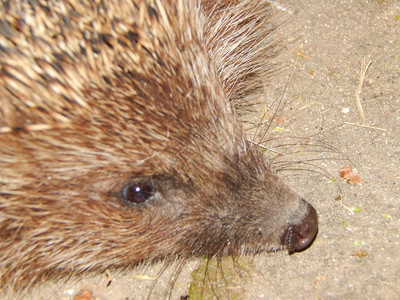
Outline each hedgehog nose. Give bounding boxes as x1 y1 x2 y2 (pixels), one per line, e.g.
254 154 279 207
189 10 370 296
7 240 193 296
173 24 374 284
281 200 318 254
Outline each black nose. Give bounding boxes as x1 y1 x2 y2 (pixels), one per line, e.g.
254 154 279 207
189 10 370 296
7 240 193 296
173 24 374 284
281 200 318 254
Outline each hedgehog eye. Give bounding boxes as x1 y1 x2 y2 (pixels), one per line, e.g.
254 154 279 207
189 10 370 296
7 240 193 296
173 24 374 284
122 183 154 204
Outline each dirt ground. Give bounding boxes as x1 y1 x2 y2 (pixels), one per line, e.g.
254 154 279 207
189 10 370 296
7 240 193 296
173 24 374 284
20 0 399 299
244 0 400 298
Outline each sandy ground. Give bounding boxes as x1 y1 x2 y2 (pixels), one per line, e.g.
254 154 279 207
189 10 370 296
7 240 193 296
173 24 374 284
244 0 400 298
18 0 399 299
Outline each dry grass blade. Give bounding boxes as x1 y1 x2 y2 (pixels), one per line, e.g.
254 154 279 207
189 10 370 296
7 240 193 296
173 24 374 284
355 58 372 123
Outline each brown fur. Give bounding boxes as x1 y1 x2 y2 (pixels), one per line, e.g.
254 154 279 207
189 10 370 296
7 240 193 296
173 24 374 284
0 0 316 292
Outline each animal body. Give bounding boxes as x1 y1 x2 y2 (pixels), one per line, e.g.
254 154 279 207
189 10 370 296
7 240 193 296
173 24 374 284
0 0 318 293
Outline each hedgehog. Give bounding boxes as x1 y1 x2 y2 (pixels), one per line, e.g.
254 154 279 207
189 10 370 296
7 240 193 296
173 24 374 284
0 0 318 293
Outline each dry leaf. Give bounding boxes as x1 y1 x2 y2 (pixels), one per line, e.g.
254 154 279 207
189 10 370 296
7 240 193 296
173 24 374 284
272 115 289 125
74 290 94 300
339 166 363 185
354 250 368 258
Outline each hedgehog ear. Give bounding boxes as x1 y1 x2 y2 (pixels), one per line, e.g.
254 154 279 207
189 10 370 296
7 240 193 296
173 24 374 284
122 181 155 204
